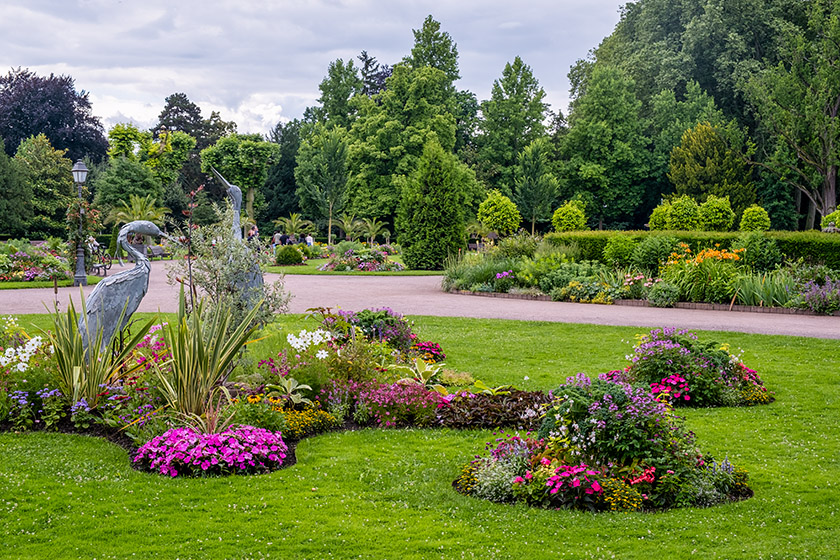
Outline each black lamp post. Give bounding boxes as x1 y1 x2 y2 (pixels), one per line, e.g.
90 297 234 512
72 160 89 287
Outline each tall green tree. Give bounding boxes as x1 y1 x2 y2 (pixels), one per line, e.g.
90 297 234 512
13 134 74 237
746 0 840 218
478 57 548 194
668 122 756 216
294 127 349 245
200 134 279 220
560 65 649 229
345 65 459 222
357 50 391 97
403 15 460 86
397 138 465 270
0 138 32 237
92 157 163 213
317 59 363 128
264 119 304 223
514 138 558 234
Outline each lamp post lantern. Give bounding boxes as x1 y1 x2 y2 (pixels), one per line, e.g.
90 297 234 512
72 160 89 287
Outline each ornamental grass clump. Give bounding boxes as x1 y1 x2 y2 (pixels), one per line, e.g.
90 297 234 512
133 425 288 477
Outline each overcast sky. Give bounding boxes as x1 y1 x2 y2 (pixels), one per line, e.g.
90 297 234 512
0 0 623 135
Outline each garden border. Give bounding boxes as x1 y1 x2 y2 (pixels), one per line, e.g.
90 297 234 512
448 289 840 316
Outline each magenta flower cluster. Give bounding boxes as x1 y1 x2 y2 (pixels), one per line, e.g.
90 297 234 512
134 426 288 477
319 379 445 427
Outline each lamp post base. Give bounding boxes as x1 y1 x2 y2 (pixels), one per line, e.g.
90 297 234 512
73 243 87 287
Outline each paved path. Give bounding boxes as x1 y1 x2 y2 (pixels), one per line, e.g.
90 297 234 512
2 261 838 339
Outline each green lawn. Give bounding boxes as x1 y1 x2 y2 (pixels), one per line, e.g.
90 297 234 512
266 256 441 276
0 276 102 290
2 315 839 559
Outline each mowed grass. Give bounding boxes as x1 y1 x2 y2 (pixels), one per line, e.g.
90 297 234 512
0 276 102 290
1 315 839 559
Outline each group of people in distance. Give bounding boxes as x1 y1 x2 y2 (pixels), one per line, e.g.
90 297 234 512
247 224 313 250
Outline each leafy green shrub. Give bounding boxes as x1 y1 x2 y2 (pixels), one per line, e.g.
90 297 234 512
631 235 678 274
442 252 520 292
731 270 795 307
648 202 671 230
739 205 771 232
228 397 287 433
821 209 840 230
538 261 607 293
665 195 700 230
698 195 735 231
552 201 587 232
647 281 680 307
731 232 783 272
275 245 304 265
515 253 569 288
497 231 539 259
478 189 521 236
335 240 365 254
602 235 637 267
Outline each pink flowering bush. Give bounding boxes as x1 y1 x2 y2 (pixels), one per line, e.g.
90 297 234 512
317 378 445 427
513 459 604 511
133 425 288 477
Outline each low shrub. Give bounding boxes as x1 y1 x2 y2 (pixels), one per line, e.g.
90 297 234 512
275 245 305 265
552 201 587 232
739 205 771 232
538 261 607 293
436 390 550 430
281 406 341 440
646 281 680 307
661 244 743 303
666 196 700 230
698 195 735 231
648 202 671 230
496 231 539 259
133 426 288 477
602 235 637 267
731 232 783 272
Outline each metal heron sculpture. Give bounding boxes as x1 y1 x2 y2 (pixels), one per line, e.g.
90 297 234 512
210 167 265 299
79 220 176 351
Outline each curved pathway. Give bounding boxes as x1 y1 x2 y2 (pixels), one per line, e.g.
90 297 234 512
2 261 838 339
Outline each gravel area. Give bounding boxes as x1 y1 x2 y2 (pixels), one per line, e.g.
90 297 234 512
3 261 838 339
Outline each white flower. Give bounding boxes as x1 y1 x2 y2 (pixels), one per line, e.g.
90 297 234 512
316 349 328 360
15 362 28 372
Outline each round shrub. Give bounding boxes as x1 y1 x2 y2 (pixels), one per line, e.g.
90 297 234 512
698 195 735 231
133 426 288 477
739 205 771 232
630 236 678 274
275 245 304 265
552 201 587 232
497 231 539 259
648 203 671 230
602 235 638 267
478 190 521 236
821 209 840 230
647 282 680 307
665 195 700 230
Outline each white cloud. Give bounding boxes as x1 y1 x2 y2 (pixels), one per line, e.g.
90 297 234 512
0 0 622 134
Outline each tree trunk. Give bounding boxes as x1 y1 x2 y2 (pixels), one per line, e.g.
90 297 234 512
805 198 816 230
825 164 838 215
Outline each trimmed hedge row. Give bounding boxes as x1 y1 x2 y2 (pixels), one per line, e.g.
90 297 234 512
544 230 840 268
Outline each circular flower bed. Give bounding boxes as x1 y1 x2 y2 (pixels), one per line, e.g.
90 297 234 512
133 425 288 477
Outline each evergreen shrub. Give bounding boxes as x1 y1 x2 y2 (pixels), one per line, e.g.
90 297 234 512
698 195 735 231
551 201 587 232
666 195 700 230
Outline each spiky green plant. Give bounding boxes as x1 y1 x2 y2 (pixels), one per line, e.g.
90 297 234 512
45 296 153 407
153 288 263 417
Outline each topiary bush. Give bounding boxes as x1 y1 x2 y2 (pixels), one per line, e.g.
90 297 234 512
665 195 700 230
739 205 771 232
552 201 587 232
275 245 304 265
478 190 521 237
698 195 735 231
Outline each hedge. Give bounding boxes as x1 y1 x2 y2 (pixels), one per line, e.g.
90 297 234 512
544 230 840 268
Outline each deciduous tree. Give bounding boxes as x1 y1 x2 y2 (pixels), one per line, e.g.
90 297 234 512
13 134 73 237
294 127 349 245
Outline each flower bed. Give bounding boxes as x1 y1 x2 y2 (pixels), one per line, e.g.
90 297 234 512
0 240 70 282
318 248 404 272
133 425 288 477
